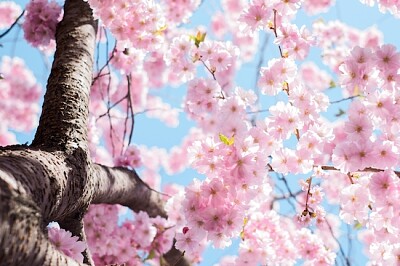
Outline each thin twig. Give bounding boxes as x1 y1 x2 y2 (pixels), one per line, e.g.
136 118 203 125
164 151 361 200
126 75 135 149
304 177 313 213
326 219 351 266
122 75 131 155
330 95 359 104
319 165 400 178
271 9 284 58
92 40 116 85
96 96 127 121
0 10 25 39
246 108 269 114
252 34 270 124
277 174 302 205
199 58 216 80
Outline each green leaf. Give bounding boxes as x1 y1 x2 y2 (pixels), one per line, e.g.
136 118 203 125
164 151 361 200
354 221 363 230
154 24 168 35
240 217 248 241
240 230 245 241
329 80 336 89
353 85 360 96
243 216 249 226
219 133 234 146
335 108 346 117
145 249 156 261
190 31 207 48
160 255 168 266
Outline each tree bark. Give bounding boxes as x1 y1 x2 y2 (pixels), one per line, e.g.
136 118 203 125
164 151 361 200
91 165 167 218
0 0 189 265
32 0 96 152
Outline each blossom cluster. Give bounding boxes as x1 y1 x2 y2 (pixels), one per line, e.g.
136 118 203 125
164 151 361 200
86 0 165 51
237 0 315 60
300 62 333 92
302 0 336 15
210 0 258 62
160 0 201 25
239 0 302 33
114 144 142 168
165 36 239 88
275 23 314 60
110 47 146 75
336 170 400 265
339 45 400 95
332 45 400 172
360 0 400 17
178 135 340 264
236 210 337 265
22 0 63 53
84 204 174 265
0 56 41 141
0 1 21 29
175 134 270 252
313 20 383 72
258 58 297 95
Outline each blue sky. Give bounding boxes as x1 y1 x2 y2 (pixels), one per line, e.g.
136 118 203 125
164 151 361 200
2 0 400 265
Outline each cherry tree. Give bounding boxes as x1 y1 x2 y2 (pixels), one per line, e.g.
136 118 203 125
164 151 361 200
1 0 400 265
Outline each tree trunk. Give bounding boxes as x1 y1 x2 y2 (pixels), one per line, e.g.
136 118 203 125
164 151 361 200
0 0 189 265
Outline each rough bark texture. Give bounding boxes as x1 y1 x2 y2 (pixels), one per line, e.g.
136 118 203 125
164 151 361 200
0 147 83 266
0 0 189 265
32 0 95 151
91 165 167 218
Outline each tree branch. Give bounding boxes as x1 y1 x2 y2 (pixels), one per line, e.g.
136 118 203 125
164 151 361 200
0 10 25 39
0 146 92 222
91 164 167 218
0 148 86 266
320 165 400 178
164 240 190 266
32 0 97 151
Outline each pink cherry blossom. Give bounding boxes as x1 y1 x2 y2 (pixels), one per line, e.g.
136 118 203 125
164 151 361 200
302 0 336 15
22 0 63 51
0 1 21 29
239 0 272 33
175 227 206 254
48 224 86 263
374 44 400 71
0 56 41 132
300 62 332 91
340 180 371 224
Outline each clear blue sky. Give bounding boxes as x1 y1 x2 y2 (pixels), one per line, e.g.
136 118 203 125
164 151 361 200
2 0 400 265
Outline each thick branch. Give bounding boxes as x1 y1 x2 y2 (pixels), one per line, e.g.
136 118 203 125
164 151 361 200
164 241 191 266
32 0 97 151
0 149 86 266
91 164 167 218
0 146 92 224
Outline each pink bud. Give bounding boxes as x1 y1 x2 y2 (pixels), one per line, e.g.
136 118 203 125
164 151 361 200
182 227 189 234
